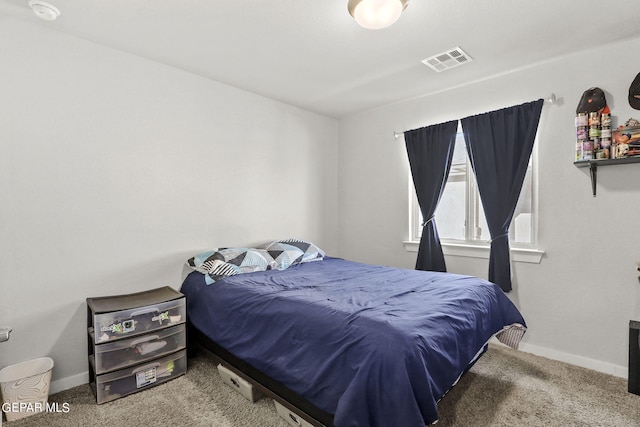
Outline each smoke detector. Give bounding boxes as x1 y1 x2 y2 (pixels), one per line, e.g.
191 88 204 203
422 47 473 72
28 1 61 21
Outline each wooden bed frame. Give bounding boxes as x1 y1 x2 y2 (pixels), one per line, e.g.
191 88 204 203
188 323 334 427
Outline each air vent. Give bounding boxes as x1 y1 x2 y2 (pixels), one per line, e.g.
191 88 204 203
421 47 473 72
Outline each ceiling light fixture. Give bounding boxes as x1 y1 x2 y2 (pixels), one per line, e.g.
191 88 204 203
348 0 409 30
28 0 61 21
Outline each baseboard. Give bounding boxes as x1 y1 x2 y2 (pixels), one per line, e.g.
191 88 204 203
506 340 628 379
50 371 88 395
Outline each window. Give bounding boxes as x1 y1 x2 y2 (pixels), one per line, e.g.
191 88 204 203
407 129 543 263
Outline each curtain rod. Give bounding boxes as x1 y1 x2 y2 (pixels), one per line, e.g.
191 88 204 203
393 93 557 139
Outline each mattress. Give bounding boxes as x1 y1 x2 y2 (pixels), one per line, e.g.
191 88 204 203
180 257 526 426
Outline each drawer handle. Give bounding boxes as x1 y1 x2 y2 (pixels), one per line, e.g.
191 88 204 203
288 413 301 425
130 307 160 317
132 362 161 374
129 335 160 346
135 340 167 356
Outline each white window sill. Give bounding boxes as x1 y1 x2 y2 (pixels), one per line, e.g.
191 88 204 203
402 240 544 264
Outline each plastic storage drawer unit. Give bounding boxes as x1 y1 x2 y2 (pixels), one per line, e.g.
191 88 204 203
91 323 186 374
87 286 187 404
92 349 187 404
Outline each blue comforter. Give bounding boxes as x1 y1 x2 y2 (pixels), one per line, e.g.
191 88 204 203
181 257 526 426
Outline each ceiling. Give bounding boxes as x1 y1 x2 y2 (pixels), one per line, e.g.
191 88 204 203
1 0 640 118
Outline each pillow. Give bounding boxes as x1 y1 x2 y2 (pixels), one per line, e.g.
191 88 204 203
187 249 218 273
262 239 325 270
187 247 276 283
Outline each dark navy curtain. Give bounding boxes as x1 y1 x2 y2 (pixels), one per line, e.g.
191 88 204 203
405 120 458 272
460 99 543 292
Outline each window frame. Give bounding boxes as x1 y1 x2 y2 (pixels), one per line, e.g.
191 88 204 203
405 132 544 264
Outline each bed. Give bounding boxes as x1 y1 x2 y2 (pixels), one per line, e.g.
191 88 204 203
180 244 526 427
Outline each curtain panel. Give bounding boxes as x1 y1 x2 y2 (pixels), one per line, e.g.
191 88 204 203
460 99 544 292
405 120 458 272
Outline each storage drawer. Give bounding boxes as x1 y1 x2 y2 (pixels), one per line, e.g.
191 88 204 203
274 401 314 427
92 349 186 404
217 364 263 402
91 298 185 343
91 324 186 374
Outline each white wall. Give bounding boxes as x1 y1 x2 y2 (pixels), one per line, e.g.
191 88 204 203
0 17 338 391
338 36 640 376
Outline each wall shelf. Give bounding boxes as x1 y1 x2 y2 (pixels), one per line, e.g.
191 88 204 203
574 156 640 197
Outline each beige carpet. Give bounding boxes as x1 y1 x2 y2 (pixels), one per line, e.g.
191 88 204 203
5 344 640 426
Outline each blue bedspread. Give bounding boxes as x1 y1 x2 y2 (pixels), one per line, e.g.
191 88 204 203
181 257 526 426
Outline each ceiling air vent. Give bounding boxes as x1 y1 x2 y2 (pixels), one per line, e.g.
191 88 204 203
421 47 473 72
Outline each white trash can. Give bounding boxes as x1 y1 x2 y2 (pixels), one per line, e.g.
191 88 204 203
0 357 54 421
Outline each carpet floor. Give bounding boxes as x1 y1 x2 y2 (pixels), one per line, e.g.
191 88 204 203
5 344 640 426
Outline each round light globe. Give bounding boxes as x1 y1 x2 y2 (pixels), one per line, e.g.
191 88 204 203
352 0 404 30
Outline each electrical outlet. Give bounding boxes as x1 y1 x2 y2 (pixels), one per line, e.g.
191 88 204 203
0 327 11 343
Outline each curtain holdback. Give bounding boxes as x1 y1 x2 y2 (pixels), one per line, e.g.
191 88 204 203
421 216 435 227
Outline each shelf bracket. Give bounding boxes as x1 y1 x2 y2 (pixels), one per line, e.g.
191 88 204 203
589 162 597 197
